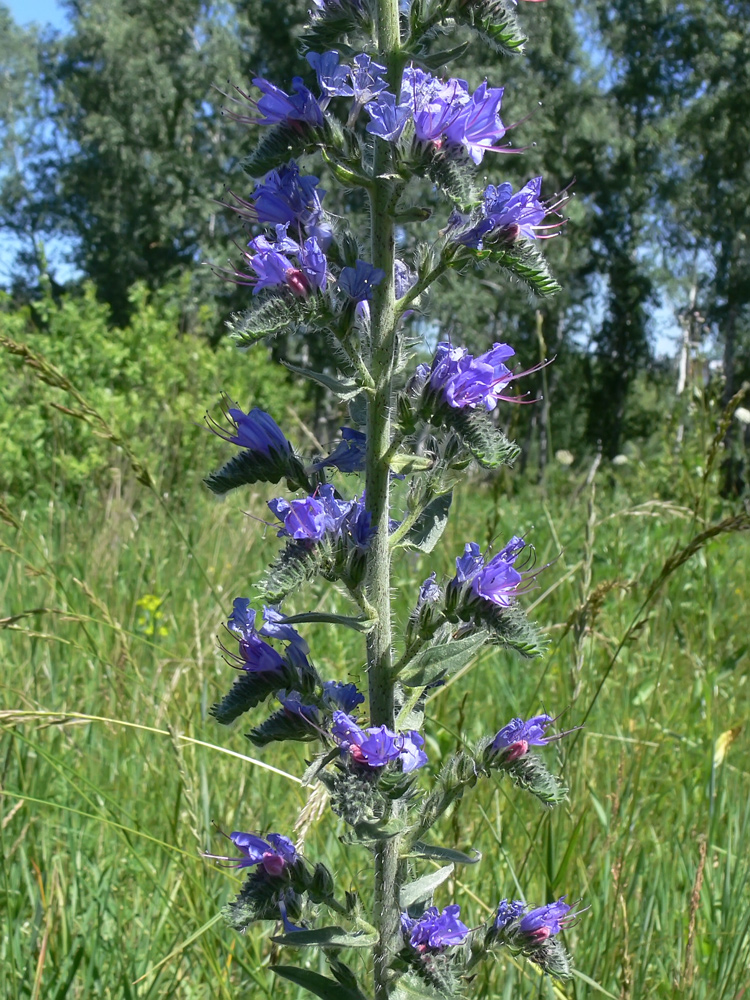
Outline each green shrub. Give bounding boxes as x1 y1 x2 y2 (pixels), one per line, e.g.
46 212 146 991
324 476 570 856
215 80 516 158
0 279 307 500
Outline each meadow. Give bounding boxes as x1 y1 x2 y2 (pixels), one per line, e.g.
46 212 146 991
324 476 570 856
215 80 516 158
1 364 749 1000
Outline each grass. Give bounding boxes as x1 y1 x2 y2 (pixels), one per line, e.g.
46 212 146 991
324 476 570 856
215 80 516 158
1 448 749 999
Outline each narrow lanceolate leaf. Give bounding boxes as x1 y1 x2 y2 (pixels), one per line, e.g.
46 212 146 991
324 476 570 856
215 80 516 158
399 864 454 909
210 669 292 726
204 450 309 496
279 611 375 633
447 408 520 469
271 922 378 949
407 842 482 866
281 361 362 401
400 626 488 687
401 491 453 554
272 965 368 1000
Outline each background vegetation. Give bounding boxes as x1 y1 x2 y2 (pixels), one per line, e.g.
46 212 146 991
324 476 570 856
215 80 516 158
1 0 749 997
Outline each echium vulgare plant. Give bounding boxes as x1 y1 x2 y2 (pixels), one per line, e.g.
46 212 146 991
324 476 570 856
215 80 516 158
204 0 583 997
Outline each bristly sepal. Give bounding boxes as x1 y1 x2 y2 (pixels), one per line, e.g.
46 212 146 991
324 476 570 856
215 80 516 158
300 0 376 55
443 406 520 469
259 540 330 605
247 707 320 747
495 751 568 805
450 237 561 299
242 123 319 178
210 666 297 726
226 293 325 347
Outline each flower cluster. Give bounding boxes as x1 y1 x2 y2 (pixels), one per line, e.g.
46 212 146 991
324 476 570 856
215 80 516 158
449 536 530 608
205 830 298 876
331 711 428 771
367 65 517 163
224 160 332 250
451 177 565 249
268 484 373 547
401 905 470 952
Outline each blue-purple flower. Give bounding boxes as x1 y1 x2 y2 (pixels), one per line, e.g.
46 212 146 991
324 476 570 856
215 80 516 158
224 161 332 249
331 711 428 771
227 598 308 672
417 572 441 609
277 689 320 723
236 225 327 297
312 427 367 473
453 177 566 249
268 485 374 549
401 905 470 952
349 53 389 105
365 92 411 141
206 404 292 459
322 680 365 714
518 898 577 944
449 537 530 608
205 830 298 876
427 341 530 411
223 77 324 129
443 81 507 164
306 50 354 99
339 260 386 301
495 898 527 932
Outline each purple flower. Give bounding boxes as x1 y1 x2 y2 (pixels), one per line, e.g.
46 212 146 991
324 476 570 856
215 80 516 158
399 730 428 772
277 689 320 723
312 427 367 473
224 161 331 249
454 542 484 584
225 598 308 674
268 494 332 541
206 405 292 459
223 77 323 130
331 712 428 771
401 905 470 952
519 898 576 944
350 53 388 104
491 713 554 760
417 572 441 609
455 177 565 250
339 260 386 301
259 605 310 653
495 898 527 932
424 341 549 412
306 50 354 99
444 81 506 164
239 226 327 297
400 67 469 143
205 830 297 876
365 92 411 141
322 681 365 714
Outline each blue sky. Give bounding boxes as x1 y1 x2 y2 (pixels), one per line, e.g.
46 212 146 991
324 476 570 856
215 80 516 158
7 0 69 30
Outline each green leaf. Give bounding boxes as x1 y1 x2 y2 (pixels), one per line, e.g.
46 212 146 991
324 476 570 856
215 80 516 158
281 361 362 401
209 667 295 726
271 922 378 949
227 294 313 346
388 454 434 475
272 965 367 1000
392 970 455 1000
280 611 375 633
399 864 454 909
401 491 453 554
407 842 481 866
415 41 471 71
400 627 488 687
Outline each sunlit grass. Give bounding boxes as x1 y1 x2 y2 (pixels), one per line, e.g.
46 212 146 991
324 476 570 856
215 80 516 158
1 462 749 998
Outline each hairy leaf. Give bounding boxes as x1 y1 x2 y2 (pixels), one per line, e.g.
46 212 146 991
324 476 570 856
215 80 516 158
401 491 453 554
407 842 482 865
281 361 362 401
272 965 367 1000
271 922 378 949
210 669 292 726
399 864 454 910
400 626 488 687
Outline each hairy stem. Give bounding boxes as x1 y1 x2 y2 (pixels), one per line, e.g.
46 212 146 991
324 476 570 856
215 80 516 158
366 2 402 996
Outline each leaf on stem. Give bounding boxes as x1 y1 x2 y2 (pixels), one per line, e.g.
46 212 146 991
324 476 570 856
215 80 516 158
281 361 363 401
400 491 453 554
271 921 378 949
272 965 368 1000
399 864 454 909
399 626 488 687
407 842 482 866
